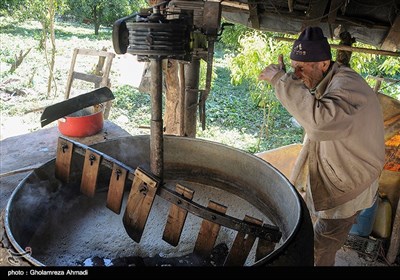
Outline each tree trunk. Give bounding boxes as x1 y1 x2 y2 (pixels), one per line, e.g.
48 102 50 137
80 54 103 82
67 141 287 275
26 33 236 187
93 6 99 35
40 0 57 97
95 23 100 35
164 60 185 135
47 0 57 97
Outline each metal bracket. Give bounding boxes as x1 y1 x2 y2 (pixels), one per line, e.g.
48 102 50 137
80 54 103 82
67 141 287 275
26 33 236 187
55 136 282 243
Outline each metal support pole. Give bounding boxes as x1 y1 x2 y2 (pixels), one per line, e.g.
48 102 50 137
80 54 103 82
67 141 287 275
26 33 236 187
150 58 163 179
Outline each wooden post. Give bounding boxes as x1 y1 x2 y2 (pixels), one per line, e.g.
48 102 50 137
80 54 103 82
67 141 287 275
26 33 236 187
164 59 185 136
336 31 355 67
184 58 200 138
387 197 400 264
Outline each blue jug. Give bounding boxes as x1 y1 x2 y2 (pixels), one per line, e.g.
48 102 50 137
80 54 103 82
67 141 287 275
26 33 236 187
349 198 379 237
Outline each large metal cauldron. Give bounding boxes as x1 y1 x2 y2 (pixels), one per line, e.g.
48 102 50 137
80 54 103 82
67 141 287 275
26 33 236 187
5 135 313 266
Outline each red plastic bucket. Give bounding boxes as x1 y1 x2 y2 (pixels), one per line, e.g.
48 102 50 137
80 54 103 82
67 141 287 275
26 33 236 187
58 107 104 137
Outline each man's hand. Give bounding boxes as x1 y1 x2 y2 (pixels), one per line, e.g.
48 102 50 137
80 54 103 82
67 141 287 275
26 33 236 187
258 54 286 84
278 54 286 72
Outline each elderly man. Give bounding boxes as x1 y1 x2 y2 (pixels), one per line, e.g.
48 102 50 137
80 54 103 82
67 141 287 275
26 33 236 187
259 26 385 266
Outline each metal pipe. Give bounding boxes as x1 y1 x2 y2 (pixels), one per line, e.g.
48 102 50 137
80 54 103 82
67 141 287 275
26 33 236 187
150 58 163 179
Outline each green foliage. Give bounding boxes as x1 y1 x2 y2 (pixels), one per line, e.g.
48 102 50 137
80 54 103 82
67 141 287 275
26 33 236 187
216 26 399 151
226 27 399 100
3 0 67 23
223 29 296 144
198 59 304 153
0 0 24 16
199 58 217 92
228 30 291 102
333 41 400 99
131 0 149 10
108 84 152 134
378 57 400 76
218 20 247 51
113 84 151 113
64 0 147 34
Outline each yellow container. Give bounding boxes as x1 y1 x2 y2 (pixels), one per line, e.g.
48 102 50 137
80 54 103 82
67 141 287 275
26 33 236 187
372 194 392 239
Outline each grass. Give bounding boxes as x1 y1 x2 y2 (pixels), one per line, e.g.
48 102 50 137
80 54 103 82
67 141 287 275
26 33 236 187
0 17 303 152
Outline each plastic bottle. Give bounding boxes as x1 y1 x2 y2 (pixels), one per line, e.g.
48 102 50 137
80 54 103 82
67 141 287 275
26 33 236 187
349 198 379 237
372 193 392 239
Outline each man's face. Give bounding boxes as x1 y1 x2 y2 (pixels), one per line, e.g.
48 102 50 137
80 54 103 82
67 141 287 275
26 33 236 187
290 60 329 89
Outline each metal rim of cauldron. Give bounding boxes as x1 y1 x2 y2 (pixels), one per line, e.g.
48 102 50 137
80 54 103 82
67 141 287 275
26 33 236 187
5 173 46 266
4 135 313 266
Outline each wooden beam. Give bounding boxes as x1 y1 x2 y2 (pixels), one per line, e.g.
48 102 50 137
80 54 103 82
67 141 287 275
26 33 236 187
248 0 260 29
274 37 400 57
288 0 294 13
368 75 399 84
328 0 345 24
221 1 249 11
381 15 400 52
302 0 330 28
387 197 400 264
336 31 355 67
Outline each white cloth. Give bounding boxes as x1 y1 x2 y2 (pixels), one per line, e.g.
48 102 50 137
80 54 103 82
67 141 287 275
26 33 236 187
306 176 379 219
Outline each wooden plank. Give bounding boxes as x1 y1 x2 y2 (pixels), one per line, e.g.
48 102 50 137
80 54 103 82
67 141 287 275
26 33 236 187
384 115 400 141
63 48 115 119
224 215 263 266
100 51 114 120
221 1 249 11
77 48 116 59
384 113 400 128
381 16 400 52
80 148 101 197
72 72 103 84
54 138 74 183
387 196 400 264
328 0 345 24
248 0 259 29
106 163 128 214
122 168 159 243
64 48 78 99
164 59 183 136
193 200 227 257
288 0 294 12
162 184 194 246
301 0 330 28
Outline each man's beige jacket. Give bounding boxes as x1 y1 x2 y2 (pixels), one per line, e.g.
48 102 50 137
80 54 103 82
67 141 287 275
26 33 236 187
271 62 385 211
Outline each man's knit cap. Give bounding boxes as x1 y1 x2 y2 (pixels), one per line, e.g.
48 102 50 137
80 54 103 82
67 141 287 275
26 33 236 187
290 26 332 62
